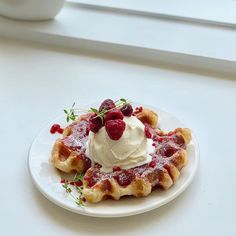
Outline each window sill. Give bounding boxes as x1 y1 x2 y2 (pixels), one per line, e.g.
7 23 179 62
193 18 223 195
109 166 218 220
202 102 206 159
0 2 236 76
72 0 236 27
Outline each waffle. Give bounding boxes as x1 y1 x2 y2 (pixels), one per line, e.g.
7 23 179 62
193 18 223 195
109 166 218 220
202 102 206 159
135 108 158 128
51 116 91 173
83 128 191 203
51 106 191 203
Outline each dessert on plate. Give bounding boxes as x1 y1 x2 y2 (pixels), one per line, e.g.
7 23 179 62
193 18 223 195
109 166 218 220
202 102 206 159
51 99 192 204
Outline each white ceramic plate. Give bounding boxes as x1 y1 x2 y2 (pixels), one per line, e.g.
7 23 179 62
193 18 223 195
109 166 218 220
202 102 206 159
28 105 199 218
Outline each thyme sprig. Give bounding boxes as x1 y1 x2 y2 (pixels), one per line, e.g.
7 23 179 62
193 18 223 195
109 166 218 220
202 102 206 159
88 98 130 120
74 172 83 182
64 102 77 122
61 172 85 207
62 182 72 193
64 98 130 123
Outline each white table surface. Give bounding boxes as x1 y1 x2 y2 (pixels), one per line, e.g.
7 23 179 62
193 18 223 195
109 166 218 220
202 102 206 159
0 38 235 236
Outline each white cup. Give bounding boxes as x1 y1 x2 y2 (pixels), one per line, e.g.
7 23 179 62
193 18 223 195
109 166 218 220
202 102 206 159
0 0 65 20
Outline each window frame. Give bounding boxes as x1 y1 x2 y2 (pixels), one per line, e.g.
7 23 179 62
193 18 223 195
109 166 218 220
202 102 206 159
69 0 236 27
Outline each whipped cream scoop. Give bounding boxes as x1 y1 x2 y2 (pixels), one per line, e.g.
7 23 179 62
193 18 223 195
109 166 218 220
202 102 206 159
87 116 154 172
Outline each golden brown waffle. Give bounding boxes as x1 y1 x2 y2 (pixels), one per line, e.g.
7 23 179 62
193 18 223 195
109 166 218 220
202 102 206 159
51 118 91 173
135 108 158 128
51 107 191 204
83 128 191 203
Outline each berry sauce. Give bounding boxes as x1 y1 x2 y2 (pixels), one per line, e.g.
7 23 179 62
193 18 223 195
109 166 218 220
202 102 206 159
60 117 186 189
61 119 91 170
62 120 89 152
83 128 186 188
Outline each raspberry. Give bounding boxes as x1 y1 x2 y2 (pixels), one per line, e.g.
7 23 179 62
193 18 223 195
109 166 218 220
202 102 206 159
89 113 103 133
86 126 90 135
149 160 156 168
134 106 143 113
157 137 163 142
113 170 135 186
159 144 178 157
105 119 126 140
120 104 133 117
84 171 100 187
75 180 83 187
50 124 61 134
99 99 115 112
113 166 121 172
144 125 152 139
105 109 123 122
57 128 64 134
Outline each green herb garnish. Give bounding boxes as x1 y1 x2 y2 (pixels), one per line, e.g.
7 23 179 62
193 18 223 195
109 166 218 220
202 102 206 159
61 173 84 207
64 98 130 123
64 102 77 122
